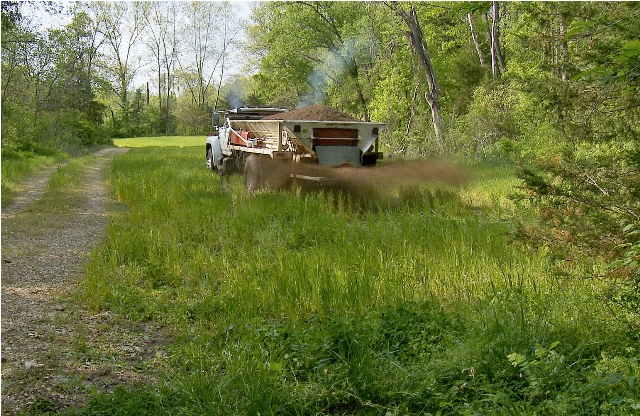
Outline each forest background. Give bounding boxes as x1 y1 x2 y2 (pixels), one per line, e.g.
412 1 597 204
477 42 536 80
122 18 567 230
3 2 640 413
2 1 639 319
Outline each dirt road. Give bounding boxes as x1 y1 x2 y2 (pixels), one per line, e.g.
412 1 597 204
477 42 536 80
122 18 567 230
1 148 169 415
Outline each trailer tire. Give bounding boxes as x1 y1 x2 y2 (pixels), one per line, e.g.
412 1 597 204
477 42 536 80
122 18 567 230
243 154 262 191
243 154 292 192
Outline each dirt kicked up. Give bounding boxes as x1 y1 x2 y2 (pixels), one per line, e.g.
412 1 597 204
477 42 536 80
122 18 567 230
245 105 469 196
243 155 469 200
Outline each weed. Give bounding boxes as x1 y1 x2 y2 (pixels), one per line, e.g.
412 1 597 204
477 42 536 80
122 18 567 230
1 150 67 207
74 147 640 414
64 385 169 416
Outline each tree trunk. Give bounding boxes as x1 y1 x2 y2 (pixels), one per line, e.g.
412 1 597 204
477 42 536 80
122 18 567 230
490 2 501 81
347 60 369 121
493 2 506 69
468 12 485 67
392 2 444 151
486 2 507 86
559 20 569 82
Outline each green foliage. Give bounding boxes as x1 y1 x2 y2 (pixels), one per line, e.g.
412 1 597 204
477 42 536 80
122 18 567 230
1 5 110 153
510 2 640 320
1 1 22 31
174 96 210 136
71 147 640 414
1 148 67 208
247 1 376 117
64 385 169 416
5 1 637 163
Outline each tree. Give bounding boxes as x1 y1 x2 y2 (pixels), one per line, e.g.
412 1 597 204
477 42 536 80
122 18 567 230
467 8 485 67
1 1 22 32
143 1 179 134
45 10 107 146
516 2 640 284
1 2 110 150
247 2 314 108
1 7 42 150
488 1 506 81
247 1 375 118
390 2 444 151
179 2 231 109
88 1 146 125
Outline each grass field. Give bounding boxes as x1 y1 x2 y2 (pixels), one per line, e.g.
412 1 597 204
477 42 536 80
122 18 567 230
1 136 201 207
113 136 205 148
21 146 640 414
1 150 68 208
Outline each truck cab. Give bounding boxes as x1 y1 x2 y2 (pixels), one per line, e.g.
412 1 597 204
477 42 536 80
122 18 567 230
206 108 287 173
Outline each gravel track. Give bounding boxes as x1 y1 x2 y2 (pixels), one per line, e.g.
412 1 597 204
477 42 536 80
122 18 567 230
1 147 169 415
1 163 68 219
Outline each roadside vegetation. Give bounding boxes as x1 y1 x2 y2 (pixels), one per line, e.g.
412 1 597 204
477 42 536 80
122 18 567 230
112 136 204 148
3 1 638 414
1 146 66 208
1 137 197 209
59 146 638 415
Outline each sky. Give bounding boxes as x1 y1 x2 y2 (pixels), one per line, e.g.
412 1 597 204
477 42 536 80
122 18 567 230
22 1 258 90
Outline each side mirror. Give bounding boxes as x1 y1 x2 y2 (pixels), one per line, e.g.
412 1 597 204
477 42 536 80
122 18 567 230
212 113 220 127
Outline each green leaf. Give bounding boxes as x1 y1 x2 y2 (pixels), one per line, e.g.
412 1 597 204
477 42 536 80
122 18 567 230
507 352 526 366
622 39 640 52
571 66 609 81
565 21 595 40
618 40 640 64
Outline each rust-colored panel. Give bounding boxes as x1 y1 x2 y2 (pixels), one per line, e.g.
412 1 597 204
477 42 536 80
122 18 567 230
312 138 358 147
230 130 251 146
312 128 358 139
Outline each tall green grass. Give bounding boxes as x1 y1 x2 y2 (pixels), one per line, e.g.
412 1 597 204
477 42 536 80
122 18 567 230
1 149 67 208
76 147 640 415
32 155 96 213
112 136 204 148
82 149 535 322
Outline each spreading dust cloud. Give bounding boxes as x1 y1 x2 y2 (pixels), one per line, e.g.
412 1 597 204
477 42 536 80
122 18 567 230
292 159 469 198
249 157 469 204
256 105 469 200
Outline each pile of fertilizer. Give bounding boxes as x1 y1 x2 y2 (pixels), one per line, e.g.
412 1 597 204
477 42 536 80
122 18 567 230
261 105 362 122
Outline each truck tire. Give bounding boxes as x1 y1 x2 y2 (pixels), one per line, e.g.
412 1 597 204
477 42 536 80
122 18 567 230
208 135 224 172
206 148 215 171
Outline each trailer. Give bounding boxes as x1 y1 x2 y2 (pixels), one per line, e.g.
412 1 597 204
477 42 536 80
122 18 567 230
206 105 385 191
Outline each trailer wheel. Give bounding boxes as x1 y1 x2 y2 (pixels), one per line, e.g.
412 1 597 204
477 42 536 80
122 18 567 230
243 154 292 192
243 154 262 191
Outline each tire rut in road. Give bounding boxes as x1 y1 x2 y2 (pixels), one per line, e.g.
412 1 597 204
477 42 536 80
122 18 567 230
1 147 168 415
1 162 68 219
